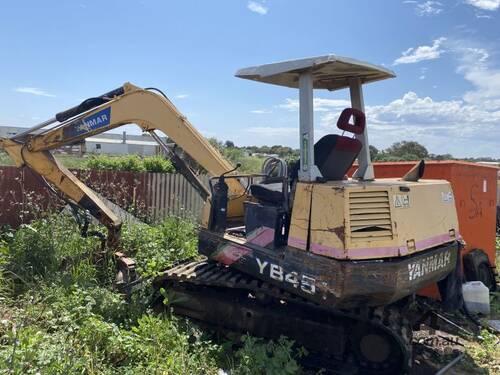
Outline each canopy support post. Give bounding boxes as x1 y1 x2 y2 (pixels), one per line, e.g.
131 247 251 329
349 77 374 181
298 71 322 182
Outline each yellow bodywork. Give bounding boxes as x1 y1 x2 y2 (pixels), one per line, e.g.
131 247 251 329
0 83 248 238
288 178 459 260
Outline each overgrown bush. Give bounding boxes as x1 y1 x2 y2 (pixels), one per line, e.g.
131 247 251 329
121 216 198 278
84 154 175 173
5 215 101 291
0 215 303 374
231 335 305 375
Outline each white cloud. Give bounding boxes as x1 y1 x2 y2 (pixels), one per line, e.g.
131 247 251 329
257 40 500 157
416 1 443 15
454 45 500 108
393 37 446 65
278 98 351 112
176 94 189 99
316 91 500 157
419 67 428 79
250 109 272 114
14 87 55 97
247 1 268 15
465 0 500 11
245 127 296 136
273 41 500 157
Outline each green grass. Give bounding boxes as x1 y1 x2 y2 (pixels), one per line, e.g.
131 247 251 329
0 214 302 374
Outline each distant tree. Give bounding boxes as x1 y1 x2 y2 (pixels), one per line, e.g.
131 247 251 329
385 141 428 160
369 145 379 160
208 137 224 152
429 153 454 161
225 140 235 148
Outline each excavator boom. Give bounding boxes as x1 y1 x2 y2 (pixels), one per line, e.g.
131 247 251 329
0 83 247 243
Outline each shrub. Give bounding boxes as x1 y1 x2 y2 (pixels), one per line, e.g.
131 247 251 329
6 215 100 290
142 155 176 173
121 217 198 278
0 214 303 375
231 335 304 375
84 154 175 173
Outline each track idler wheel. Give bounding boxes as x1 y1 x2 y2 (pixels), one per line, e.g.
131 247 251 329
350 307 412 375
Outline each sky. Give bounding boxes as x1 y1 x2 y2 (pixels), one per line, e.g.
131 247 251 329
0 0 499 158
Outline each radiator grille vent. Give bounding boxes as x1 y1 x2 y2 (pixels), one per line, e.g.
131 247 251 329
349 190 393 241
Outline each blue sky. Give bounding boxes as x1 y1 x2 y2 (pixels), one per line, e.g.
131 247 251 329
1 0 499 157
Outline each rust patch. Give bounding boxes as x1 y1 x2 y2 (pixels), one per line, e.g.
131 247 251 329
330 225 346 244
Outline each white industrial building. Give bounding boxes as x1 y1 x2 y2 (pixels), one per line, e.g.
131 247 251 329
0 126 163 156
85 132 161 156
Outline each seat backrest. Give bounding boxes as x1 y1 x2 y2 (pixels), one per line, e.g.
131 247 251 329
288 108 366 182
250 183 284 205
313 108 366 180
314 134 362 180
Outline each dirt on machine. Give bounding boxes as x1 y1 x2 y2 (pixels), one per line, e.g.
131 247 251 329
0 55 479 374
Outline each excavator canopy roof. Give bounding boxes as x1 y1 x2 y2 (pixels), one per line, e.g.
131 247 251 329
235 54 395 91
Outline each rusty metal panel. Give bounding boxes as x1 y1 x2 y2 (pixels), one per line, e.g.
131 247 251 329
0 166 208 227
0 166 54 228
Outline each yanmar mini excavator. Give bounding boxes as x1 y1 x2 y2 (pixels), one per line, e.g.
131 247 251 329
0 55 463 374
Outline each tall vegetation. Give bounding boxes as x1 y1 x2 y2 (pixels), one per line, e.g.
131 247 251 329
84 154 175 173
0 212 304 374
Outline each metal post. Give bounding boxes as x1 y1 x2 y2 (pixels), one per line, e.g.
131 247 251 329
349 77 374 180
298 71 322 182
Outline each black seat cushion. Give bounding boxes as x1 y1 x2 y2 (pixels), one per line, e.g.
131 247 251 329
314 134 362 180
250 184 284 205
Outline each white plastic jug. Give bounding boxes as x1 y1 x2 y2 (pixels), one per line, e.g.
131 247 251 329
462 281 490 315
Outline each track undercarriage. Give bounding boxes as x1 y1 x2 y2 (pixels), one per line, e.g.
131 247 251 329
154 260 413 374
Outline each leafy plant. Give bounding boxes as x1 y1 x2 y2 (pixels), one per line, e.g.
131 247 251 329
231 335 305 375
0 213 304 375
84 154 175 173
121 216 198 278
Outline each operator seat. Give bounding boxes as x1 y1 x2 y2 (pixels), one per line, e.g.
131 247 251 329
250 183 284 205
314 108 365 180
250 108 366 203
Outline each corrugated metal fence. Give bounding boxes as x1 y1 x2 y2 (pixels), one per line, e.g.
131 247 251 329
146 172 208 221
0 166 208 227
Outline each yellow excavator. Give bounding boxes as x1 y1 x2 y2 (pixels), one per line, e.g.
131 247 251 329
0 55 464 374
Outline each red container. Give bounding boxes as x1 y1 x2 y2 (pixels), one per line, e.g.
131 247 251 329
349 161 498 298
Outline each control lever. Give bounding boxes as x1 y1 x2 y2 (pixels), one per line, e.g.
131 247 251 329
211 163 241 233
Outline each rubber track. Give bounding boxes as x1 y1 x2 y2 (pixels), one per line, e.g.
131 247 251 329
156 259 413 374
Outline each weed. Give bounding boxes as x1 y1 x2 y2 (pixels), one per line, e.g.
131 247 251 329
121 216 198 278
231 335 305 375
0 214 304 374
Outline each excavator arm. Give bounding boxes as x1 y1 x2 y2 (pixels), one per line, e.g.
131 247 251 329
0 83 247 246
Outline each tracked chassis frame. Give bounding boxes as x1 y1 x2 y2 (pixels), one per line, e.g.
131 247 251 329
153 236 460 374
155 260 413 374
